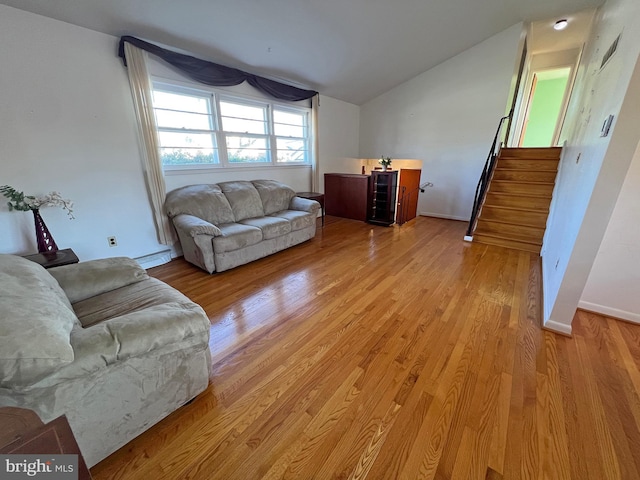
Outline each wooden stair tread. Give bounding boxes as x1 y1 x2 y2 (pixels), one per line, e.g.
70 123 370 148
476 218 546 235
495 168 557 172
482 204 549 213
476 217 546 228
499 147 562 159
486 192 552 199
487 192 551 203
474 230 542 246
498 156 561 161
501 147 562 151
491 179 555 186
473 234 542 253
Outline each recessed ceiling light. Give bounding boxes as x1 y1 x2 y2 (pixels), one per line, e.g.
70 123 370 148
554 19 568 31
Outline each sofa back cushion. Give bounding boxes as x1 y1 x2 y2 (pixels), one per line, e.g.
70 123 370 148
165 184 235 226
49 257 149 304
0 255 77 387
218 181 265 222
252 180 296 216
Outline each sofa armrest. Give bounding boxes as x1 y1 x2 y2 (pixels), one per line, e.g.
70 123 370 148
290 196 320 214
173 214 222 237
49 257 148 304
38 301 210 386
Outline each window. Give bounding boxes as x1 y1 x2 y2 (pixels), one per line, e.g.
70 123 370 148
152 88 218 166
151 82 311 169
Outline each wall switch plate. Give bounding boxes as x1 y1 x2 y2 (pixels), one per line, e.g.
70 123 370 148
600 114 614 137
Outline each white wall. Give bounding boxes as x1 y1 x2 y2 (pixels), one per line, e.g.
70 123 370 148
579 140 640 323
0 5 166 262
358 23 523 221
542 0 640 334
316 95 361 191
0 5 360 263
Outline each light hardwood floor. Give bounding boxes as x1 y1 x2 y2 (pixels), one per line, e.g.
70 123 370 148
91 216 640 480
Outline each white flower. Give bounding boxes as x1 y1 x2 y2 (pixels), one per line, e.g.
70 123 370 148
31 191 75 219
1 185 75 218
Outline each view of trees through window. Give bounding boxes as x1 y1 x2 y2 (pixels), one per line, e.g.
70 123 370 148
151 84 310 168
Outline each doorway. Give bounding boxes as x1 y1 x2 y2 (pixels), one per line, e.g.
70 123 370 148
519 67 572 147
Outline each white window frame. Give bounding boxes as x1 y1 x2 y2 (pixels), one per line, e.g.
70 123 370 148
151 79 312 172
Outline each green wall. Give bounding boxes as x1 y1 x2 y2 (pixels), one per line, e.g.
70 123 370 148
522 74 569 147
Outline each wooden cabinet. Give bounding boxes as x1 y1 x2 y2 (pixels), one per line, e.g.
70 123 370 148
0 407 92 479
324 173 371 221
368 171 398 226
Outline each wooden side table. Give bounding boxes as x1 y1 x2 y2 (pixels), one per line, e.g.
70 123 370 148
296 192 325 226
0 407 92 479
22 248 79 269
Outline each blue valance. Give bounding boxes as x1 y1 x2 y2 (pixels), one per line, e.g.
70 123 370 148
118 36 318 102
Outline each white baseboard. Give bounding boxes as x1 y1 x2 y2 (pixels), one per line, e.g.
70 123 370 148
135 249 173 269
578 301 640 324
543 319 573 336
419 212 469 222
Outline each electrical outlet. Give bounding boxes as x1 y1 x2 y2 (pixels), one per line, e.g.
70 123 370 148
108 236 117 247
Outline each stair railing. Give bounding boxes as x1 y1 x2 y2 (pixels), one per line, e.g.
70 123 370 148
465 112 512 238
397 182 433 226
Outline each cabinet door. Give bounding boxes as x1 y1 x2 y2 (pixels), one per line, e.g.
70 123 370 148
324 174 370 221
397 169 422 224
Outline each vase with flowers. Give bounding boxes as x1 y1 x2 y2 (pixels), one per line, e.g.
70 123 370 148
1 185 74 254
379 156 392 171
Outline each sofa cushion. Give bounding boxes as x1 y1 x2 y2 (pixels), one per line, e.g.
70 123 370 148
270 210 316 231
0 255 77 387
239 216 292 240
213 223 263 253
252 180 296 216
50 257 148 304
73 277 193 328
165 184 235 225
218 181 265 222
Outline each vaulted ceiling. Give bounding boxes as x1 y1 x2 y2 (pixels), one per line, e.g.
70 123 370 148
0 0 604 104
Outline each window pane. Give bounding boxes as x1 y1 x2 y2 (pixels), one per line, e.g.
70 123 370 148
274 123 305 137
277 138 307 162
158 131 214 149
221 117 266 134
220 101 265 121
226 135 269 163
274 110 306 137
155 110 212 130
153 90 210 114
274 110 305 126
160 148 217 165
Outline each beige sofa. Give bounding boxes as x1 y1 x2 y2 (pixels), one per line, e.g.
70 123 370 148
0 254 211 467
165 180 320 273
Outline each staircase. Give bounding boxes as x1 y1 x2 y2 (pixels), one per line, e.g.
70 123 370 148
472 147 561 254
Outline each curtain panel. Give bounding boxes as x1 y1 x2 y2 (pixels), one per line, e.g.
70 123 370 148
119 36 318 102
122 42 176 246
